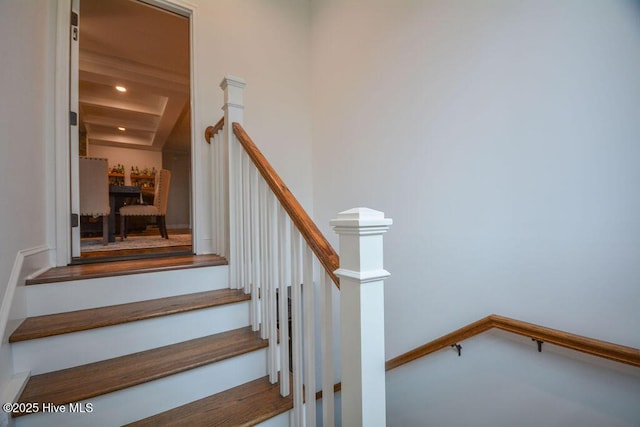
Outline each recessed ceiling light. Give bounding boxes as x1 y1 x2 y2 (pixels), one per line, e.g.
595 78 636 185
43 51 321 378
118 127 126 131
115 85 127 93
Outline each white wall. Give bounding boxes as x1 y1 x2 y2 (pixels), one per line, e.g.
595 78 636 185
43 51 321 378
310 0 640 424
0 0 54 394
387 331 640 426
190 0 314 252
89 145 162 185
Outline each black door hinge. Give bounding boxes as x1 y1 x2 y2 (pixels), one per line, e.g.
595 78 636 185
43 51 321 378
71 12 79 41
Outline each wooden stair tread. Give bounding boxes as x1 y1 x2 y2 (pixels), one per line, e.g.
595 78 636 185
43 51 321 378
26 254 227 285
16 327 267 412
10 289 249 342
125 376 293 427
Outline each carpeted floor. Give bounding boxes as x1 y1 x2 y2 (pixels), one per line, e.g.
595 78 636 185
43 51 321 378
81 233 192 253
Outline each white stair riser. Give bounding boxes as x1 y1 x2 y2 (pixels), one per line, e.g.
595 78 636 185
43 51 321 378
13 301 249 375
256 410 292 427
22 265 229 316
14 348 268 427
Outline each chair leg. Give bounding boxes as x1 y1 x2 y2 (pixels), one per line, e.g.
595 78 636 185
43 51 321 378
156 216 163 238
120 215 126 240
162 216 169 239
102 215 109 246
157 216 168 239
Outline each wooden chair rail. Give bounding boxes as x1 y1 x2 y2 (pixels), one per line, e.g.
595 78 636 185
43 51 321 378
204 118 340 287
386 314 640 371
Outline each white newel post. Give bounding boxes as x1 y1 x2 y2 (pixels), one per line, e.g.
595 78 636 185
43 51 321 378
221 76 245 288
332 208 392 427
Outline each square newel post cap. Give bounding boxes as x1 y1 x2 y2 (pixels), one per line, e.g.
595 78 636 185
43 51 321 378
332 207 392 280
219 75 246 90
330 207 392 234
220 76 246 111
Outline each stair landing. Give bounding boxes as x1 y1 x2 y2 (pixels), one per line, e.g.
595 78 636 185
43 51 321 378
26 254 227 285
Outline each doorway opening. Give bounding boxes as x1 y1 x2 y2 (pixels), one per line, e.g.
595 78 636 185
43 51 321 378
75 0 192 263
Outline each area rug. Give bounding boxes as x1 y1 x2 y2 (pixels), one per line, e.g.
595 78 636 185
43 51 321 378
81 233 192 252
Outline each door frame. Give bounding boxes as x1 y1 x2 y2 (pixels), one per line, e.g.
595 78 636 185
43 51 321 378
53 0 202 266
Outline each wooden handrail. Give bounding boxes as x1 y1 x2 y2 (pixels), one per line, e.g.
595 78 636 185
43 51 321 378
385 316 493 370
386 314 640 370
204 118 340 287
319 314 639 400
232 122 340 287
204 117 225 143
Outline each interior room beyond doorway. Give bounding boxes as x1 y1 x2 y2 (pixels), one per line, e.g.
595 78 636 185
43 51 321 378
76 0 192 262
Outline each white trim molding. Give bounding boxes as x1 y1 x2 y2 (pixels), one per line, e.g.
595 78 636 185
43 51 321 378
53 0 72 266
52 0 206 261
1 245 51 340
0 245 50 412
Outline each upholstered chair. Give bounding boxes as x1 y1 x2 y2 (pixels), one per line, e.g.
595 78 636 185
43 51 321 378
119 169 171 240
79 157 111 245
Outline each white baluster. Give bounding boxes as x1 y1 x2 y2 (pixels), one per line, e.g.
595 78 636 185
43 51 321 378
321 270 335 427
259 178 268 340
278 206 290 396
234 135 244 289
222 130 229 258
331 208 392 427
213 131 219 255
215 131 221 256
264 181 272 341
219 130 227 258
217 130 222 256
210 132 218 255
209 133 220 254
214 131 219 255
268 191 279 383
291 228 304 426
303 243 316 427
242 149 251 292
250 164 260 332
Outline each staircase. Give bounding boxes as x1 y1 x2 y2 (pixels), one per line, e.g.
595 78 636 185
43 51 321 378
4 75 393 427
7 255 292 426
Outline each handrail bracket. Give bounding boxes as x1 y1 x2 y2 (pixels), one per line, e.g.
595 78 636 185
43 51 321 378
532 338 544 353
451 344 462 357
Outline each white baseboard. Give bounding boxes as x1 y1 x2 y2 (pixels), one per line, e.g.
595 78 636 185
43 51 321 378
0 371 29 427
1 245 51 347
0 245 50 423
196 237 214 255
1 371 29 404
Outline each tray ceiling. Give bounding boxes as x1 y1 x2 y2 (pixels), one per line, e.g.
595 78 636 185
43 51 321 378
79 0 190 152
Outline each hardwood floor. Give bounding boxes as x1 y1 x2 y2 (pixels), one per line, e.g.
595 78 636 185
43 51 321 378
78 245 193 260
78 228 193 263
